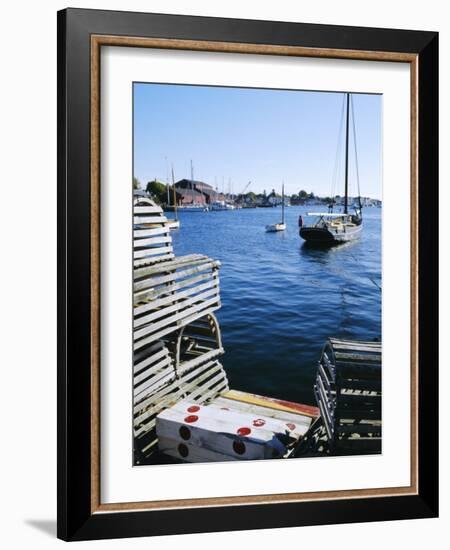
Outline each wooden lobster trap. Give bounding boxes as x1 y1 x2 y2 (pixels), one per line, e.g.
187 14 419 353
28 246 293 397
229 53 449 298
314 337 382 454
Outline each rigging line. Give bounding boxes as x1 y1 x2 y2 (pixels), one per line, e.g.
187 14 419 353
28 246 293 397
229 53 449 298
350 95 362 208
331 95 346 202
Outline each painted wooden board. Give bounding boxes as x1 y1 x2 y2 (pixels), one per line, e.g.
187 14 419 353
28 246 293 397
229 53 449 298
212 396 312 437
156 401 290 461
157 435 238 463
222 389 320 419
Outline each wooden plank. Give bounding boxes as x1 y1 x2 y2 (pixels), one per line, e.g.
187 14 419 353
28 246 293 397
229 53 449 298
134 271 216 307
334 352 381 363
134 347 169 375
133 254 213 279
134 253 175 268
212 397 311 427
134 357 174 391
336 423 382 435
134 368 176 406
222 389 319 419
134 296 220 341
133 303 221 350
134 236 173 248
134 359 223 423
210 398 311 437
314 386 334 440
133 286 219 330
177 348 224 375
133 215 168 224
134 226 171 238
340 378 382 392
134 260 217 292
157 435 238 463
134 356 173 385
134 278 218 320
134 206 162 214
134 297 220 349
134 245 173 259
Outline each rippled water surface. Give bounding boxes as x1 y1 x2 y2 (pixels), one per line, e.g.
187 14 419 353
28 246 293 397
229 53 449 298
171 206 381 406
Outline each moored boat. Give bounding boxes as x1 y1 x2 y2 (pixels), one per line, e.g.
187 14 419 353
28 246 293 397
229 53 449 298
300 92 363 245
266 183 286 232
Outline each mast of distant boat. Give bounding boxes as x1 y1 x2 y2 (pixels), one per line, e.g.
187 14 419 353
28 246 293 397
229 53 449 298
190 159 195 206
171 164 178 221
281 182 285 225
344 92 350 215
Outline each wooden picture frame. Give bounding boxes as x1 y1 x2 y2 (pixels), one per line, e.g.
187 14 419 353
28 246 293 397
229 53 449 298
57 8 438 541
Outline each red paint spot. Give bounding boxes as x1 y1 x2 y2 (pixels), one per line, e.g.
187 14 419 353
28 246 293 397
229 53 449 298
233 440 246 455
178 443 189 458
253 419 266 427
237 427 251 436
286 423 297 431
187 405 200 413
179 426 191 440
184 415 199 423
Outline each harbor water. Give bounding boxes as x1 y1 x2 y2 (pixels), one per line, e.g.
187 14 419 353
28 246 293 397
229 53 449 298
171 206 381 406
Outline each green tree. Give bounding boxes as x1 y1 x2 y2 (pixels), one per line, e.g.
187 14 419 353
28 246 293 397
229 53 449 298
133 177 141 190
146 180 167 204
298 190 308 199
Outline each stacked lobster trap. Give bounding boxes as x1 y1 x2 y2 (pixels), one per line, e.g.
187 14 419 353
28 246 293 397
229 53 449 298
313 338 382 454
133 198 229 462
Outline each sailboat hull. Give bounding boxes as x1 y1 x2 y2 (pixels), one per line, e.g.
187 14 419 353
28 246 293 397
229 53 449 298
300 223 362 244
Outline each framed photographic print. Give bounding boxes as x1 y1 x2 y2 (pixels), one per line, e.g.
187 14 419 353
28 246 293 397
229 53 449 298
57 8 438 541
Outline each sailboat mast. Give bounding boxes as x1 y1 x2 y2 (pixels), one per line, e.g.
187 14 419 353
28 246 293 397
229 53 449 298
281 183 285 224
190 159 194 205
344 92 350 215
171 164 178 221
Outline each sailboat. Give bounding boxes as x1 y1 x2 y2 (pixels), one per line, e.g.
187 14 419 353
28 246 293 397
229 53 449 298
299 93 363 245
266 183 286 232
167 165 180 230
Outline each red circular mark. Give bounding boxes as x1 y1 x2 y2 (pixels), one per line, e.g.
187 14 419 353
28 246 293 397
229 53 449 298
237 427 251 436
286 423 297 431
179 426 191 440
233 440 246 455
187 405 200 413
253 419 266 427
184 415 199 423
178 443 189 458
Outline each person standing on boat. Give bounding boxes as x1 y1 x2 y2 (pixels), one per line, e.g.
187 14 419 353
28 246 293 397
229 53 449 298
298 215 303 228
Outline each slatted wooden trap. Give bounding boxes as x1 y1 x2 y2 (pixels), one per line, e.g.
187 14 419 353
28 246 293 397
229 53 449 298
314 338 382 454
133 198 229 462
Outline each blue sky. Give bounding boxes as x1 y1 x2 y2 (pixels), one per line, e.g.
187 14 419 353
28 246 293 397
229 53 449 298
134 83 382 199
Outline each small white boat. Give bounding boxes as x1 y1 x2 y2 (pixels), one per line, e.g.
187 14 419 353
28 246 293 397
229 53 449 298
265 222 286 232
211 200 235 211
177 204 209 212
167 219 180 230
265 183 286 232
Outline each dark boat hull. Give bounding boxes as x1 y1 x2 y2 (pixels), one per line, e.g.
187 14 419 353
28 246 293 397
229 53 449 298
300 223 362 244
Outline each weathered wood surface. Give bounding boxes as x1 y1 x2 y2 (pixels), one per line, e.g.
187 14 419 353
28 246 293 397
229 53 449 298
133 199 228 463
156 400 292 462
314 338 382 453
222 389 319 419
